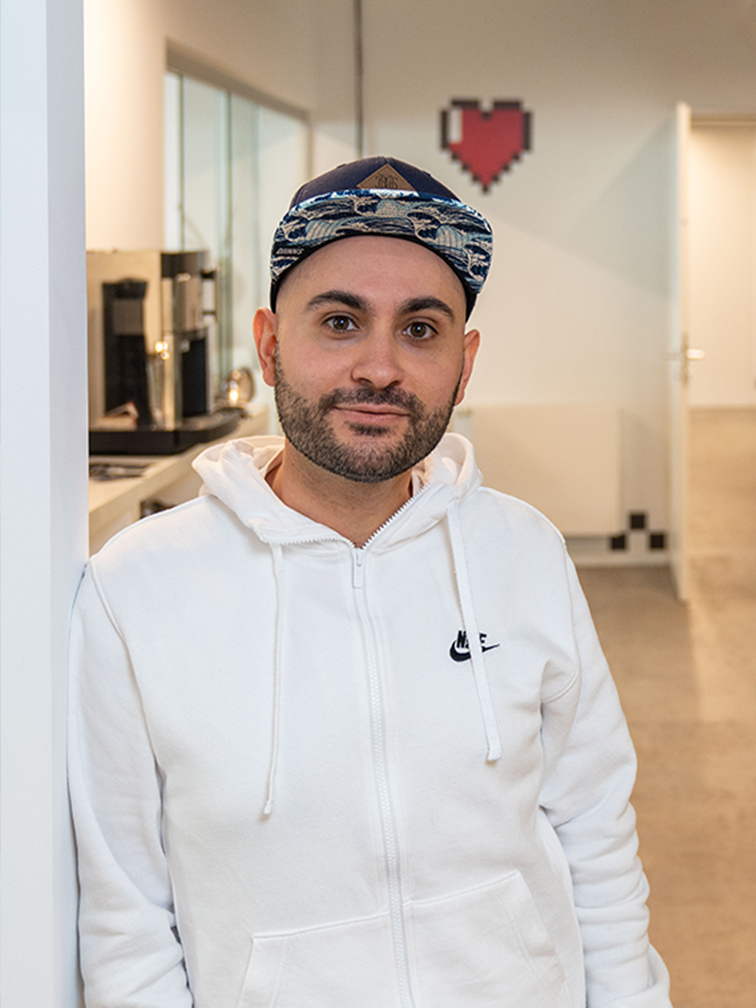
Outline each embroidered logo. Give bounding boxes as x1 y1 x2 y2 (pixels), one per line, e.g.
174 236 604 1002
449 630 501 663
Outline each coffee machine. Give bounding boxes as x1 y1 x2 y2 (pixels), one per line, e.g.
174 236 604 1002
87 250 239 454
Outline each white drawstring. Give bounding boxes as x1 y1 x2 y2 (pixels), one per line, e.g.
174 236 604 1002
262 496 500 816
447 500 502 762
263 543 285 816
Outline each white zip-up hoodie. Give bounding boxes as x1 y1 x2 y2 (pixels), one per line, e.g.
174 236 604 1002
69 433 672 1008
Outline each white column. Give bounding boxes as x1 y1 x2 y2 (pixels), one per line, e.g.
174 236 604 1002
0 0 87 1003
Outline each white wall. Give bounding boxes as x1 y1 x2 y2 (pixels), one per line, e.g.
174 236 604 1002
689 123 756 407
84 0 356 250
0 0 88 1004
361 0 756 531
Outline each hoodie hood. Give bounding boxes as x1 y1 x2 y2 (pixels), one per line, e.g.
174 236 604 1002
192 432 483 549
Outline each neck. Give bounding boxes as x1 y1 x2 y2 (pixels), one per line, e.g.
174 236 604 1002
266 441 414 547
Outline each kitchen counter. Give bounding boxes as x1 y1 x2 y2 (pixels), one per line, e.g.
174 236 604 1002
89 403 269 554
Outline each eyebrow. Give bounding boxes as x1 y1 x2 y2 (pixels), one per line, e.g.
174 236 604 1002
306 291 457 323
306 290 370 313
398 297 457 323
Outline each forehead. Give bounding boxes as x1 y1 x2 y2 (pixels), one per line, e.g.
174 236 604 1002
276 235 467 315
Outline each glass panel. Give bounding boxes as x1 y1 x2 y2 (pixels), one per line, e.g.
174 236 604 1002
255 110 308 430
164 72 182 250
181 78 232 377
230 94 260 371
181 77 225 254
257 107 309 305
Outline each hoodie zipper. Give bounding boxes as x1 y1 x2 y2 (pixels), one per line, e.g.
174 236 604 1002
360 482 429 551
352 548 416 1008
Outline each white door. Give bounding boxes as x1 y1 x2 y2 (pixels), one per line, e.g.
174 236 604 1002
668 102 692 600
688 119 756 408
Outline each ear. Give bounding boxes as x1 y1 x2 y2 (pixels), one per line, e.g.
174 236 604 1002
253 308 278 388
454 329 480 406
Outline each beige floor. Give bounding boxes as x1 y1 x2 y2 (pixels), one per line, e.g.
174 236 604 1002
578 407 756 1008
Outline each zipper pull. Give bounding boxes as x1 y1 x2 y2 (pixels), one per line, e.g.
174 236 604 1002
352 548 365 589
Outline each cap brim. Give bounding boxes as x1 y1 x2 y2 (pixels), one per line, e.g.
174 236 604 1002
270 189 493 314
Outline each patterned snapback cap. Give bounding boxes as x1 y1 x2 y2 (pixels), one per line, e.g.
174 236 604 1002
269 156 493 318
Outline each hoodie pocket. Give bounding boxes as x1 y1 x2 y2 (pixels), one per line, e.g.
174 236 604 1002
406 873 570 1008
235 911 397 1008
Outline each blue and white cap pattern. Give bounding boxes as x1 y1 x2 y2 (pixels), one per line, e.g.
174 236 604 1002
269 157 493 316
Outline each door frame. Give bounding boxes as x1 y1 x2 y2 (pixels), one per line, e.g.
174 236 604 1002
668 102 691 600
0 0 87 1004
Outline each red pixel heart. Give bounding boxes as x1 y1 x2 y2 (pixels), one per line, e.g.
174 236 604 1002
441 100 532 192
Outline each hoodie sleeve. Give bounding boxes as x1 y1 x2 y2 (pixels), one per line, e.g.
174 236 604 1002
68 564 194 1008
539 554 673 1008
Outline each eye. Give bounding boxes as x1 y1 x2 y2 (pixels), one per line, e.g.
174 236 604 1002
325 315 357 333
404 321 435 340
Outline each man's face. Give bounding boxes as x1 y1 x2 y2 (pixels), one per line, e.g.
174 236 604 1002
254 235 479 483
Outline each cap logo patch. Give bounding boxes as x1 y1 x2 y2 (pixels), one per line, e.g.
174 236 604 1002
357 165 416 191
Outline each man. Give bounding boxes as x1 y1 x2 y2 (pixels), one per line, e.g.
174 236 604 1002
69 156 673 1008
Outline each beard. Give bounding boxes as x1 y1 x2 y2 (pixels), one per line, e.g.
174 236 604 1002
273 346 461 483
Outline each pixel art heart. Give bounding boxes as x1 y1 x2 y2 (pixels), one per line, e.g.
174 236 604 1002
441 100 532 192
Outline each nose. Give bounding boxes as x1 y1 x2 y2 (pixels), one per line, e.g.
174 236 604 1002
350 326 404 390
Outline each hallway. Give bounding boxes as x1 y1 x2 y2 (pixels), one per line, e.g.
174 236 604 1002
578 407 756 1008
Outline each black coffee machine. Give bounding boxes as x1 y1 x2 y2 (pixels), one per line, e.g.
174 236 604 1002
87 250 238 454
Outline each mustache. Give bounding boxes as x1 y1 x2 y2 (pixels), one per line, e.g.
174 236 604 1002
319 386 425 420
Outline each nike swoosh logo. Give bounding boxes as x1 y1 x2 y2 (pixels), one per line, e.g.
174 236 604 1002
449 642 501 663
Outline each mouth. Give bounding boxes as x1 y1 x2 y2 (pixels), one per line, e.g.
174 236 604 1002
332 404 410 427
